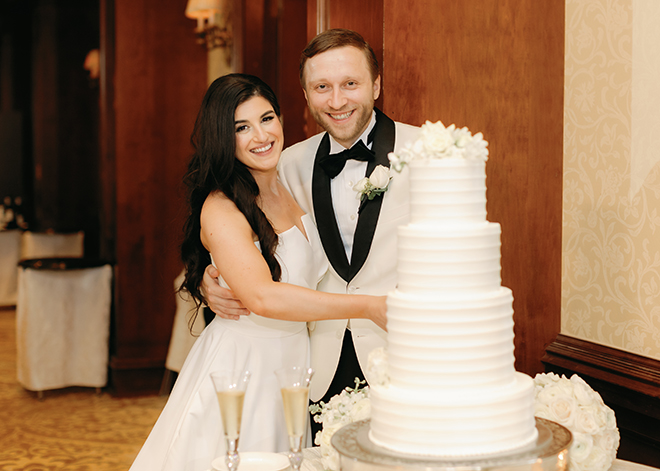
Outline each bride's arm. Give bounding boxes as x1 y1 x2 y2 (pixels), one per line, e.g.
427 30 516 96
201 194 387 330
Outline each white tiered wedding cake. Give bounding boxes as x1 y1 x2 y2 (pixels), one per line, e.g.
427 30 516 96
368 121 538 457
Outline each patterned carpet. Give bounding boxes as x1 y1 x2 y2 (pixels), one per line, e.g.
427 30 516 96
0 307 168 471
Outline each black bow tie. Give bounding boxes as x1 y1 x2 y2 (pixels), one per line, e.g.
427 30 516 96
319 139 375 179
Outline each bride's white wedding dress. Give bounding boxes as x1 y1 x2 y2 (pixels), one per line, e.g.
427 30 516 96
130 214 327 471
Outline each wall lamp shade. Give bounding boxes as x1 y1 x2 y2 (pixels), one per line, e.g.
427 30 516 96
185 0 222 26
185 0 231 49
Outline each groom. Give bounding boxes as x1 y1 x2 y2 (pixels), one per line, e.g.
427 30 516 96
203 28 419 435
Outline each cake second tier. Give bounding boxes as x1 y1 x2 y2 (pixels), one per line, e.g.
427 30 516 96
408 157 487 224
397 221 502 295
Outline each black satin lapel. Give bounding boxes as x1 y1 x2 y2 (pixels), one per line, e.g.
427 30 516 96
312 133 351 281
348 109 396 281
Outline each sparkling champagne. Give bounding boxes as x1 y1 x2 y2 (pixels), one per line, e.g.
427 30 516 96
217 390 245 439
281 387 309 437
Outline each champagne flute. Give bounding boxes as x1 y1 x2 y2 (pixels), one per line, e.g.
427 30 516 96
275 366 314 471
211 369 251 471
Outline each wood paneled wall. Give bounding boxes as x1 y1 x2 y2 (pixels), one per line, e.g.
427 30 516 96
25 0 101 254
105 0 564 394
311 0 564 375
107 0 207 394
304 0 384 133
381 0 565 375
107 0 308 395
238 0 308 148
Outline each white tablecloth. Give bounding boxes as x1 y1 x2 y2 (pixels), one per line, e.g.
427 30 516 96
301 448 325 471
206 448 323 471
16 263 112 391
297 449 654 471
0 230 22 306
203 448 657 471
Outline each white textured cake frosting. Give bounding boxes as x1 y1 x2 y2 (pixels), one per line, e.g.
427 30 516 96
368 121 538 457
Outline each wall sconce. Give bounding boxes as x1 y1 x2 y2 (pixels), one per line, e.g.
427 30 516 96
185 0 232 50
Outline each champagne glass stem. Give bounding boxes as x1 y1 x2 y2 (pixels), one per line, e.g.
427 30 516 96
225 437 240 471
287 435 304 471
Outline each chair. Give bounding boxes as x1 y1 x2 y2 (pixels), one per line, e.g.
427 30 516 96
16 258 113 396
165 269 205 373
0 230 22 306
160 270 206 394
20 231 84 260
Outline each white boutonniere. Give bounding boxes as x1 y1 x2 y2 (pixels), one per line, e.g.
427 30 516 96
353 165 392 206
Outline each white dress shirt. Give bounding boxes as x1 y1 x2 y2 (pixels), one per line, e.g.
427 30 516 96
327 111 377 262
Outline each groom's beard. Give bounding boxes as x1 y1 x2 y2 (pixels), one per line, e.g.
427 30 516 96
310 99 374 147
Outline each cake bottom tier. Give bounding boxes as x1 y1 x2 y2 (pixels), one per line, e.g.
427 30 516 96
368 372 538 457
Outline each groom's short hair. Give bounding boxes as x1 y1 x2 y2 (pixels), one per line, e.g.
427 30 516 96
299 29 380 88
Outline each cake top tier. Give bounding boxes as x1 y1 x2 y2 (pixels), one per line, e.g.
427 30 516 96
389 120 489 172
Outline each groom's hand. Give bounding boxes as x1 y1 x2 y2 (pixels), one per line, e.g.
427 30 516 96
202 264 249 320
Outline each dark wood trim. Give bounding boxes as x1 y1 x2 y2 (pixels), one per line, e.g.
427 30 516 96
110 356 165 370
109 367 166 397
108 344 166 397
543 334 660 398
230 0 243 74
99 0 116 266
382 0 563 376
99 0 119 395
108 0 207 397
108 355 165 397
543 334 660 467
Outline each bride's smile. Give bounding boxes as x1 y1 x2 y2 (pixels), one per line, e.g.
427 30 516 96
234 96 284 174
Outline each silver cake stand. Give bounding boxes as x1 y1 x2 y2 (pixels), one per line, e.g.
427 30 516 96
332 418 571 471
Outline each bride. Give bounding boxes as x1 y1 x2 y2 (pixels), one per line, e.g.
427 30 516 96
129 74 386 471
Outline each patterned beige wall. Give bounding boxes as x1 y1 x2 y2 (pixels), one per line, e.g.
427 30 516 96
563 0 660 358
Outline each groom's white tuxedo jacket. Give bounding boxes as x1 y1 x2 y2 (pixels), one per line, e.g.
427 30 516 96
278 109 420 401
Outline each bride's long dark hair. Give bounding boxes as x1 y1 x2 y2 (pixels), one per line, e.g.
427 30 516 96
180 74 282 312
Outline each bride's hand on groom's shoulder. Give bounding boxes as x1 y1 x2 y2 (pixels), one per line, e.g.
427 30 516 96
202 264 249 320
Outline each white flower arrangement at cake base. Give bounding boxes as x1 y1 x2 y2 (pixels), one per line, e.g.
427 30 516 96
309 378 371 471
311 356 620 471
533 373 620 471
388 120 489 172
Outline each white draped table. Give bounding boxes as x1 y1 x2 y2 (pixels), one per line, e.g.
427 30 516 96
165 269 206 374
299 448 657 471
205 448 324 471
206 446 659 471
203 446 656 471
16 258 112 393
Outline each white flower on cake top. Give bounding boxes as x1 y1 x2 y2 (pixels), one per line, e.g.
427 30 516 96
388 120 489 172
